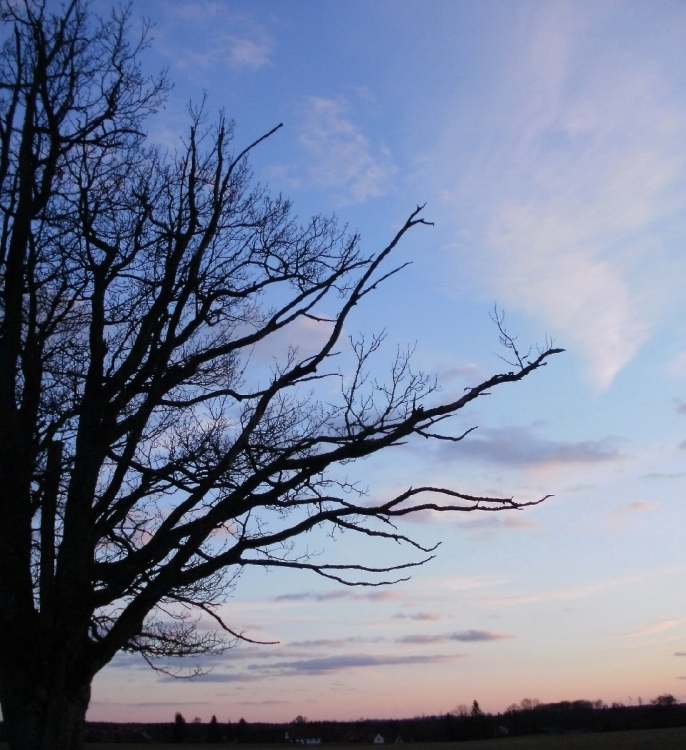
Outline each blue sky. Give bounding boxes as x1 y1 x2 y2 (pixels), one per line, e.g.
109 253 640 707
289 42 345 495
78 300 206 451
86 0 685 723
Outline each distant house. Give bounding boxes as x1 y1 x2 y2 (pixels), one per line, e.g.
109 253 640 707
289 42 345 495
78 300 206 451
373 734 385 744
295 738 321 746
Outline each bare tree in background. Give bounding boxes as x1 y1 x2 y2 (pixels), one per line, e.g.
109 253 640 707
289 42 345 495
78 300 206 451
0 2 562 748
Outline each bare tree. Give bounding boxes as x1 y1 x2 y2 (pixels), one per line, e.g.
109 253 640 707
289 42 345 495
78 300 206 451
0 2 562 748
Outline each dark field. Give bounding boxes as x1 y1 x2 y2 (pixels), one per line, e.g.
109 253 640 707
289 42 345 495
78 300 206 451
5 726 686 750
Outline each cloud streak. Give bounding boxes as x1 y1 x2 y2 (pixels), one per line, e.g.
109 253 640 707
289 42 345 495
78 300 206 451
274 589 400 603
394 611 442 622
263 653 459 676
398 630 510 644
439 426 622 469
625 619 685 638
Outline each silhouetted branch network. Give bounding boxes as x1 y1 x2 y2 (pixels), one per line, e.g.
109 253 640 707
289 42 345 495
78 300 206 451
0 1 563 712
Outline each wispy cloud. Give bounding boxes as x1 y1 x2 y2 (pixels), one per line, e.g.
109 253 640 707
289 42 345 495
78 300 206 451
91 700 209 707
641 472 686 481
608 499 658 530
164 3 272 73
625 619 685 638
622 500 656 514
299 96 397 202
171 672 263 684
226 36 272 70
436 364 482 383
457 515 539 533
288 637 385 649
436 2 686 388
485 576 636 607
393 611 442 622
398 630 510 644
174 33 272 72
263 653 459 676
274 589 400 603
438 425 622 469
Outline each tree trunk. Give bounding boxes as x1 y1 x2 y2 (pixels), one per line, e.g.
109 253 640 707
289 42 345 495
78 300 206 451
1 675 91 750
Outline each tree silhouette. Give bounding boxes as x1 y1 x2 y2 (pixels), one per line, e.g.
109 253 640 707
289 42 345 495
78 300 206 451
173 713 186 743
0 2 561 748
207 714 221 743
651 694 677 708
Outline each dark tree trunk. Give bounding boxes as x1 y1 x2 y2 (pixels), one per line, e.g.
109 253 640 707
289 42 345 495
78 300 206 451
1 670 91 750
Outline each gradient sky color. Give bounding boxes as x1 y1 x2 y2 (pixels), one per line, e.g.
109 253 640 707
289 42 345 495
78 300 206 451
79 0 686 724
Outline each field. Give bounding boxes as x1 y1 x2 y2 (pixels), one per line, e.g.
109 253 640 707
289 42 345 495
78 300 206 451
0 726 678 750
110 727 683 749
3 728 686 749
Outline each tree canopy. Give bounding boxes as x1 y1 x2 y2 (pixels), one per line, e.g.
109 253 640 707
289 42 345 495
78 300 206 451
0 2 560 748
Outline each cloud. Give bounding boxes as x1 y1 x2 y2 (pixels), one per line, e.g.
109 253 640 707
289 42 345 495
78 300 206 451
172 1 228 20
435 2 686 388
173 652 460 682
288 637 385 649
393 611 442 622
226 36 272 70
174 33 272 72
437 364 482 382
274 589 400 603
456 515 539 533
92 700 209 707
251 317 335 365
299 97 397 202
263 653 458 676
485 576 636 607
439 425 621 469
674 652 686 657
608 499 658 530
397 630 510 644
625 619 685 638
167 671 262 684
623 501 656 514
165 4 272 73
674 399 686 415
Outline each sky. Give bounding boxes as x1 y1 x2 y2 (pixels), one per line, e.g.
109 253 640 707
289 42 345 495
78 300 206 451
81 0 686 724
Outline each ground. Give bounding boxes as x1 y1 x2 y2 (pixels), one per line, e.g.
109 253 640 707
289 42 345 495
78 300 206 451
3 726 686 749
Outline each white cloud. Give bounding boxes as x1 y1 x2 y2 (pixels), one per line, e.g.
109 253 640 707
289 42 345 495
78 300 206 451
227 36 272 70
299 96 397 203
435 1 686 389
174 33 272 72
165 3 272 73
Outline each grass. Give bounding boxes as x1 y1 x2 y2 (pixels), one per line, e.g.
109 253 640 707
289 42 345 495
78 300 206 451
4 727 686 749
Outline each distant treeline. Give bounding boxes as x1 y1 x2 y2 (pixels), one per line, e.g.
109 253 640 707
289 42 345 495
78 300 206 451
1 698 685 744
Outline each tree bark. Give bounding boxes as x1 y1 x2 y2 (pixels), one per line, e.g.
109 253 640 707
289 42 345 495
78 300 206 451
1 670 91 750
